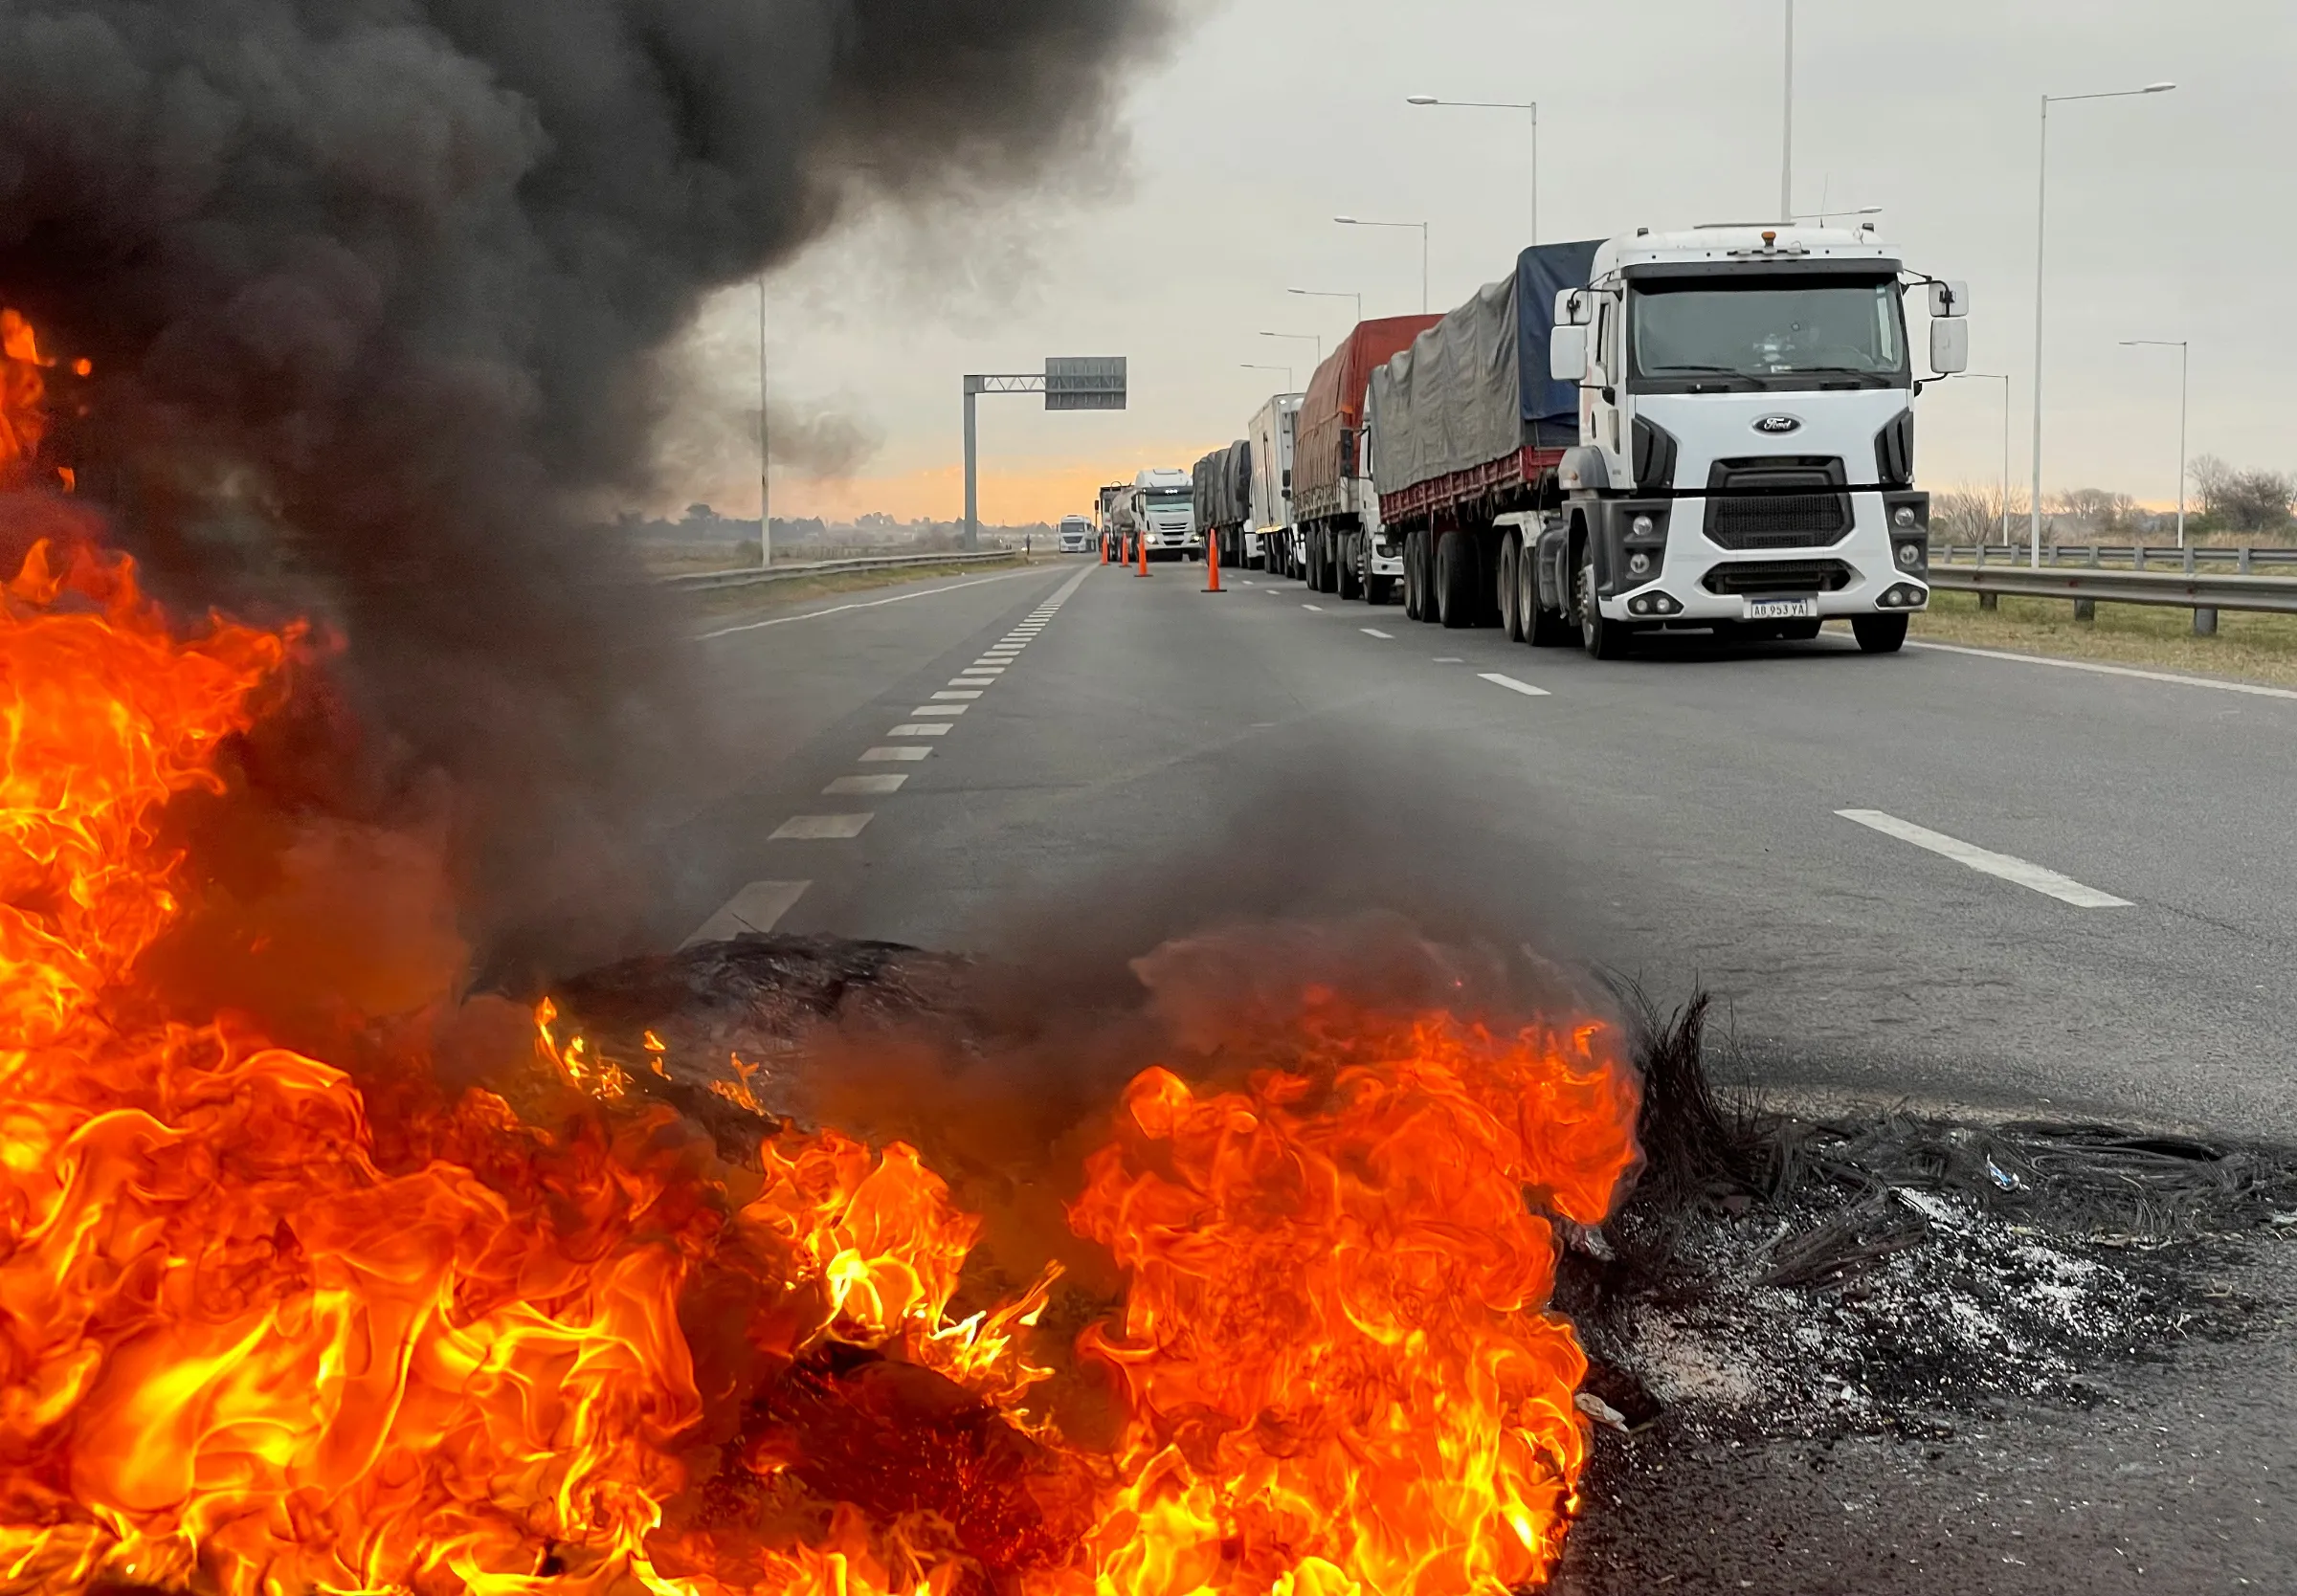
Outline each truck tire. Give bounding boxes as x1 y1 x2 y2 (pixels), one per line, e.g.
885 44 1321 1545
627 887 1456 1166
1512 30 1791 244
1405 533 1427 620
1577 547 1634 659
1437 532 1477 629
1321 533 1343 594
1338 534 1364 600
1498 534 1524 641
1852 613 1908 654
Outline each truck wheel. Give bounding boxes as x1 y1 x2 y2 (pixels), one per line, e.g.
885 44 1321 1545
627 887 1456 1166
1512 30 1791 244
1852 613 1908 654
1403 533 1424 619
1498 535 1524 641
1321 535 1343 594
1437 533 1476 629
1577 549 1634 659
1338 536 1363 600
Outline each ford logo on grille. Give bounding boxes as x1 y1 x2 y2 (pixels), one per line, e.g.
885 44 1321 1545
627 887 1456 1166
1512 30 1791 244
1753 414 1803 435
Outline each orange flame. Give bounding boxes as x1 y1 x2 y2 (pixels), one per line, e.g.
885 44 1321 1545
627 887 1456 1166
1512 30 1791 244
0 311 1640 1596
0 308 82 494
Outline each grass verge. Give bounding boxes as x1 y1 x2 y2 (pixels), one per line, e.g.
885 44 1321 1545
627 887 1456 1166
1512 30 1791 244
1905 588 2297 688
680 556 1037 628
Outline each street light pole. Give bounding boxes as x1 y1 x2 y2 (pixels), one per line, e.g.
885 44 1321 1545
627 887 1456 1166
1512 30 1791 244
1289 288 1364 335
757 275 772 568
2030 80 2176 568
1406 98 1539 244
1241 362 1295 392
2121 339 2190 547
1261 330 1323 371
1334 216 1430 314
1781 0 1795 221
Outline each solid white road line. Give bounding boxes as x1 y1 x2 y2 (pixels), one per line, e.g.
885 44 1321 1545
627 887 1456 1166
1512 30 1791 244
1835 809 2132 908
930 690 983 700
911 704 967 717
860 745 932 762
887 723 951 737
680 880 809 948
1479 672 1551 698
771 813 874 841
1907 640 2297 702
694 569 1041 641
826 773 907 795
1362 628 1394 639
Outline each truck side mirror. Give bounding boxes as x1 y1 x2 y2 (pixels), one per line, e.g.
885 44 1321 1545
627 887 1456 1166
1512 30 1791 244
1927 280 1971 319
1929 318 1970 375
1553 289 1593 327
1550 324 1588 384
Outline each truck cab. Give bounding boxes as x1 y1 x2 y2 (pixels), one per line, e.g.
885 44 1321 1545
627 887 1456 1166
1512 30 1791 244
1544 224 1968 655
1058 515 1092 554
1132 468 1202 560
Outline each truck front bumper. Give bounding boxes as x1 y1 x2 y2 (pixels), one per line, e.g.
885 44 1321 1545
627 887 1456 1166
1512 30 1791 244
1591 493 1931 625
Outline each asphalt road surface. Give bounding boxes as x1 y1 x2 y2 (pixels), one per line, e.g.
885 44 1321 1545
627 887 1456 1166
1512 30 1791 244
658 557 2295 1592
668 555 2296 1140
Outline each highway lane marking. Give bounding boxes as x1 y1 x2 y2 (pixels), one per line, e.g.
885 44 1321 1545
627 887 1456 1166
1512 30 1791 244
680 881 809 948
1303 604 1326 611
860 746 932 762
827 774 907 795
888 723 951 736
911 704 967 716
948 677 994 687
930 690 983 700
771 813 874 841
1478 673 1552 698
693 569 1043 640
1434 656 1463 663
1907 640 2297 702
1362 628 1394 639
1835 810 2131 909
957 668 1005 676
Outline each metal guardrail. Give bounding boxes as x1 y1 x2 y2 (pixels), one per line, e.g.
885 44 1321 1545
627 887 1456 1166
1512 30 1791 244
1936 542 2297 573
1928 543 2297 633
655 549 1022 591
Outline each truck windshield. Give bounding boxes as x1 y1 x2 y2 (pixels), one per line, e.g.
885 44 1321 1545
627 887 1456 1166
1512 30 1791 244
1147 492 1191 511
1630 277 1906 387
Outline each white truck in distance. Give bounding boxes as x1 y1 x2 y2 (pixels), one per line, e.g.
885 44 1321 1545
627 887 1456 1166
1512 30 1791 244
1539 224 1968 656
1128 467 1202 561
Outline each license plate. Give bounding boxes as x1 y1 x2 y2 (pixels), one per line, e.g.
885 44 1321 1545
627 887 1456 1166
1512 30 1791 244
1743 597 1818 620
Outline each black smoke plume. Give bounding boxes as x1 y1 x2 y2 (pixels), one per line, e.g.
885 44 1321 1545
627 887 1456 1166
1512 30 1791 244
0 0 1170 975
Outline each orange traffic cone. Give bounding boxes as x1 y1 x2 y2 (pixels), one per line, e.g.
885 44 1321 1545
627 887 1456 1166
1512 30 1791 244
1135 529 1150 578
1204 532 1224 593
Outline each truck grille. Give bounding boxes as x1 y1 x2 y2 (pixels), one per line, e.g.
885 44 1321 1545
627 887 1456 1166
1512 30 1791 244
1701 560 1854 596
1703 456 1851 549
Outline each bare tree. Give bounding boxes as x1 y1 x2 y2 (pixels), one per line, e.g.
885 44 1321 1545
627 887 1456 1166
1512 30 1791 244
1933 479 2030 544
2192 454 2295 534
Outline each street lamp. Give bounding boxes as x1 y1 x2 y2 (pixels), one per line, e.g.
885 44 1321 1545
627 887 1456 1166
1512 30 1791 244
1334 216 1430 315
2029 80 2176 567
1241 361 1295 391
1406 96 1539 244
1963 373 2015 544
756 276 772 568
1261 331 1323 371
1288 288 1363 334
2120 339 2190 548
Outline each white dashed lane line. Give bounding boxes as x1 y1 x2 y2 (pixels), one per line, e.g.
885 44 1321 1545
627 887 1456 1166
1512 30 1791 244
888 723 950 737
827 774 907 795
1362 628 1394 639
930 690 983 700
1479 673 1551 698
680 881 809 948
1303 604 1325 612
769 813 874 841
1836 809 2132 909
910 704 968 717
860 745 932 762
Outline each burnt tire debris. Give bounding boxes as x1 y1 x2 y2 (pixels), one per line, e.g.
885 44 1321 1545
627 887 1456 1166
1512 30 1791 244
546 934 2297 1555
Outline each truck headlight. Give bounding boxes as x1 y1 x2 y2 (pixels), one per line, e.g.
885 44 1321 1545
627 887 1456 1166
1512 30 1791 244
1627 551 1652 577
1893 506 1918 529
1632 514 1656 536
1896 542 1923 569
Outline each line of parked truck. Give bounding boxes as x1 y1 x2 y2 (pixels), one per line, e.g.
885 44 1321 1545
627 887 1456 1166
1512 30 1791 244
1093 220 1971 657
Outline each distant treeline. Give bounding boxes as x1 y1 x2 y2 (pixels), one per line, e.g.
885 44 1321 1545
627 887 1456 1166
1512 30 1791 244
613 504 1055 549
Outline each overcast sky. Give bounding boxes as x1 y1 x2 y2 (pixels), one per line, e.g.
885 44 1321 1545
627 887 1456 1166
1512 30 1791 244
658 0 2293 524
